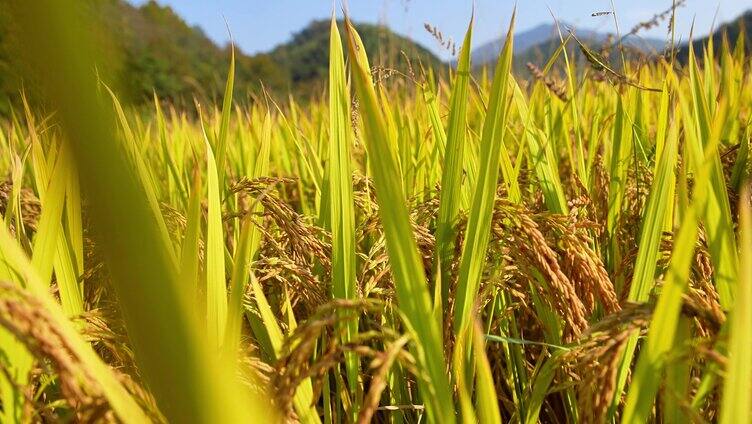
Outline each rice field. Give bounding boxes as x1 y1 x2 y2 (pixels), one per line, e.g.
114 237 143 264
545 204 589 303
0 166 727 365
1 1 751 423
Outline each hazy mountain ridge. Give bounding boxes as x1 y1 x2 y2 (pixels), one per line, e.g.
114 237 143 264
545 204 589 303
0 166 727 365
676 10 751 61
472 22 666 66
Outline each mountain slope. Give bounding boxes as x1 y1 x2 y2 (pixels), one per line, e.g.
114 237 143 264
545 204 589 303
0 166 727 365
472 23 571 65
0 0 287 110
473 22 665 67
270 19 443 95
0 0 442 112
676 10 751 61
110 1 290 103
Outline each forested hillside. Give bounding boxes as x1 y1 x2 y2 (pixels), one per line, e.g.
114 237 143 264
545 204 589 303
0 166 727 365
0 0 441 113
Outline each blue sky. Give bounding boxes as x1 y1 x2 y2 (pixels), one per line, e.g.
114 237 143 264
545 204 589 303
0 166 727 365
130 0 751 60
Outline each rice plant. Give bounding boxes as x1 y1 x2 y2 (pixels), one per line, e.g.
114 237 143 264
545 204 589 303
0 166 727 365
0 0 751 422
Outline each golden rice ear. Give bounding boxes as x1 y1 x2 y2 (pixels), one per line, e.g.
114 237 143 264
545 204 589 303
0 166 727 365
526 62 569 102
0 282 107 416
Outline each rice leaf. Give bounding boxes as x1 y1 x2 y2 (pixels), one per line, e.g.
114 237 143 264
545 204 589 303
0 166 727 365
28 143 84 318
344 16 455 423
472 320 502 424
621 199 703 422
328 16 361 411
434 16 472 310
524 351 565 424
452 325 477 423
180 169 202 301
607 95 634 292
687 43 737 307
154 93 188 206
621 92 724 423
247 274 321 423
223 213 253 358
203 127 228 349
720 184 752 424
511 81 568 214
454 12 515 335
104 84 178 264
627 90 676 298
215 46 235 191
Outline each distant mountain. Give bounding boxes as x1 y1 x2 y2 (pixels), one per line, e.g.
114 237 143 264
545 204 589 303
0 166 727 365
270 19 443 96
676 10 751 62
472 22 665 67
472 23 571 65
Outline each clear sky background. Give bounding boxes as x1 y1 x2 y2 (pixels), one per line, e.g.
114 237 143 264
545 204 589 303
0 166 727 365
130 0 751 60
